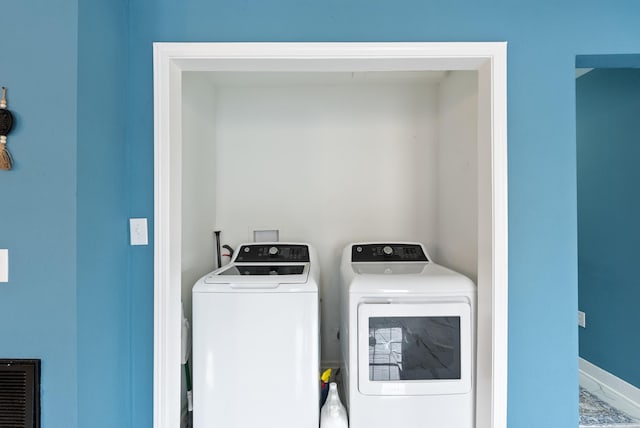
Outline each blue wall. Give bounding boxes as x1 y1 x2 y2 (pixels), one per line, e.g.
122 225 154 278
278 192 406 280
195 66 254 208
126 1 640 427
577 68 640 388
77 0 130 426
0 1 79 427
0 1 128 427
1 1 640 428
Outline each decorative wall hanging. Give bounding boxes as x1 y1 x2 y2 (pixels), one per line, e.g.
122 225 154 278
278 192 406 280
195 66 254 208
0 86 14 170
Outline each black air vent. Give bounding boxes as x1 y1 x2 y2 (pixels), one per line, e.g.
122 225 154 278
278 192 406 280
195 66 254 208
0 359 40 428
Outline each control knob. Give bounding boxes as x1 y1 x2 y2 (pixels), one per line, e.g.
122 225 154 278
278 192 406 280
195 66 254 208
268 246 279 256
383 246 393 255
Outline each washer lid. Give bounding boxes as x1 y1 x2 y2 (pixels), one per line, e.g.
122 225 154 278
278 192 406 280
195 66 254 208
217 265 305 276
203 262 310 285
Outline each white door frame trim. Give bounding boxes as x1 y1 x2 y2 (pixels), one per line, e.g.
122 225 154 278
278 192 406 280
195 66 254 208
153 42 508 428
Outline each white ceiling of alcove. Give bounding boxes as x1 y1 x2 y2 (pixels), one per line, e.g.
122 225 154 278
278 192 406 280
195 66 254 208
199 70 449 87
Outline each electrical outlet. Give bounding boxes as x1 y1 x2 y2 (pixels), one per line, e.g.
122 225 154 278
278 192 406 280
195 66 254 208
578 311 586 328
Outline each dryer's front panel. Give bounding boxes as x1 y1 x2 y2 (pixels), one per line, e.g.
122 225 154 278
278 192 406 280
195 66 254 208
357 302 471 396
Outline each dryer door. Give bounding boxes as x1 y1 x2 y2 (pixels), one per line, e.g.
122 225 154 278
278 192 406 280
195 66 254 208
358 302 471 396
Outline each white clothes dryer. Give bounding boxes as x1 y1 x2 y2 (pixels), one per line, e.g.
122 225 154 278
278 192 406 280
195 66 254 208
192 243 320 428
339 242 476 428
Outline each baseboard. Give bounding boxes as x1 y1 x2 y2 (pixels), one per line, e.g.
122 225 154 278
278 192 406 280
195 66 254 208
579 357 640 409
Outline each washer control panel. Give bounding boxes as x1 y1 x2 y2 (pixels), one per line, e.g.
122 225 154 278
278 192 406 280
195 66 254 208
235 244 310 263
351 243 428 262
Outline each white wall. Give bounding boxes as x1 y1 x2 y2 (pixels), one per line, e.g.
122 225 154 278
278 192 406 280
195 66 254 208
435 71 478 282
182 72 218 320
182 71 478 363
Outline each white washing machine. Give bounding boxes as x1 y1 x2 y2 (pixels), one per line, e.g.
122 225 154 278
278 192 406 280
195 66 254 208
339 242 476 428
192 242 319 428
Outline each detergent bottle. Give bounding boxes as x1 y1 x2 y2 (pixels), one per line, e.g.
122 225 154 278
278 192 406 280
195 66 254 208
320 382 348 428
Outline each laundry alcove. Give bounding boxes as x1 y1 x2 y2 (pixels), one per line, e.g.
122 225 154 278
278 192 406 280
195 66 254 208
154 42 508 428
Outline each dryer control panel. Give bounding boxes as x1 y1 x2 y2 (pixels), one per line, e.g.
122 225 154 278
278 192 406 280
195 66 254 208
235 244 310 263
351 243 428 262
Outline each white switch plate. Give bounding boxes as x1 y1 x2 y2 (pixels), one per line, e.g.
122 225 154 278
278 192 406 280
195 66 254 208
0 249 8 282
130 218 149 246
578 310 586 328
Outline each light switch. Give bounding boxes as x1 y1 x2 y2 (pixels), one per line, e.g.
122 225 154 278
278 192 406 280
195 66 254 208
0 249 8 282
130 218 149 246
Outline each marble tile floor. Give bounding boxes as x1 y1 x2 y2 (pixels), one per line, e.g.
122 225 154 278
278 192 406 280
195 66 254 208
580 374 640 428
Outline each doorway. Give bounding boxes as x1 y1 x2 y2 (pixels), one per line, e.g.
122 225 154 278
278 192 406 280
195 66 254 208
153 42 508 428
576 56 640 427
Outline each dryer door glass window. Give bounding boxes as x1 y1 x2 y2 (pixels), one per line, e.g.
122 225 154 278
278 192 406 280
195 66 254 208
358 302 471 396
369 316 461 381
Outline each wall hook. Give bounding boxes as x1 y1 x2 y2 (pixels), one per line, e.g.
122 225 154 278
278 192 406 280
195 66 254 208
0 86 15 170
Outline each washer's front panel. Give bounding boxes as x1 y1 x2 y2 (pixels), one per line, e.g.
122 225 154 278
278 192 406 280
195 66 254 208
193 291 318 428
